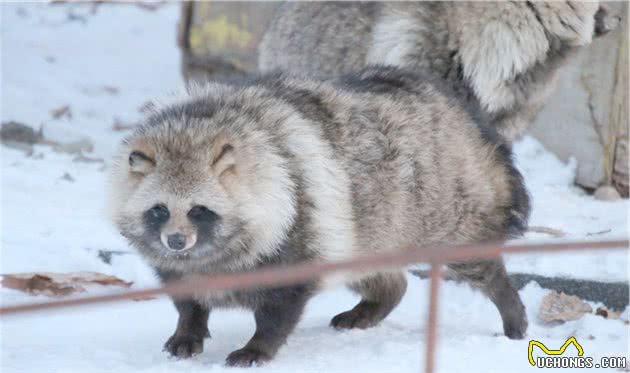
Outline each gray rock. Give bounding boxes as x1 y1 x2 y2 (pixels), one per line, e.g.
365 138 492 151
0 121 41 145
538 291 593 324
594 185 621 201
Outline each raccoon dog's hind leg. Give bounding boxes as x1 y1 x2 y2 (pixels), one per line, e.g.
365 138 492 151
331 271 407 329
447 259 527 339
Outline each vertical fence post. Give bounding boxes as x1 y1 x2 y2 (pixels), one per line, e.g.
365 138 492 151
424 261 442 373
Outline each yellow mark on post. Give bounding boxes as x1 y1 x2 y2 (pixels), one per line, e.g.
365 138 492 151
189 15 253 52
528 337 584 366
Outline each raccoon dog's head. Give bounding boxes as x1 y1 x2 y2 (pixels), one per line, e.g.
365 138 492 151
109 89 297 271
531 1 620 47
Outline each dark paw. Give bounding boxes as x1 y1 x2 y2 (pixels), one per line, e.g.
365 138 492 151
163 334 204 358
330 301 382 330
501 301 528 340
503 312 528 340
490 280 528 340
225 348 271 367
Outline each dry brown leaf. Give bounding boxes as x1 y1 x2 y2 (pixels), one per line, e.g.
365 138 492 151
528 226 566 238
539 290 592 324
112 117 138 131
595 306 622 320
0 272 132 297
102 85 119 95
50 105 72 120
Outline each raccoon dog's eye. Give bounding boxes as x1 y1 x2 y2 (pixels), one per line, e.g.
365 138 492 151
188 205 218 223
148 204 170 223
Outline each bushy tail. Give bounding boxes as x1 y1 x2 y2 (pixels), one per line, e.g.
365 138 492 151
503 149 531 238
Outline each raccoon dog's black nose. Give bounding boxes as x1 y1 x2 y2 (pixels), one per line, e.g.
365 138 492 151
167 233 187 251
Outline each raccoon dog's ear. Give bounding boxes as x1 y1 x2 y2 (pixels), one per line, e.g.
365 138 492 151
212 143 236 176
128 151 155 175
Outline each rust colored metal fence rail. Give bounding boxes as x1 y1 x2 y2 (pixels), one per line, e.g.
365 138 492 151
1 239 628 373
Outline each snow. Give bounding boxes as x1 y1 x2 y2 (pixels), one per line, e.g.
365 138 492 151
507 136 629 283
0 3 628 373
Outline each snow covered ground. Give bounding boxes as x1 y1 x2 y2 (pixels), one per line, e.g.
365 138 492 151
1 3 628 373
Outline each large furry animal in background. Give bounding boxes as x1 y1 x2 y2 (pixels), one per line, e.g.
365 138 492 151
109 67 530 366
259 1 620 141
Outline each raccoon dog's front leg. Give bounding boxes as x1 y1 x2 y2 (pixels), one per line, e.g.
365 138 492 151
447 259 527 339
331 271 407 329
225 284 313 367
164 298 211 358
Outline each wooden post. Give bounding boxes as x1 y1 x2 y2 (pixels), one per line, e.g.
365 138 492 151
610 3 629 196
178 2 280 82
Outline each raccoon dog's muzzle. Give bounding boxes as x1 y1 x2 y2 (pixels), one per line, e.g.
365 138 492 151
161 231 198 252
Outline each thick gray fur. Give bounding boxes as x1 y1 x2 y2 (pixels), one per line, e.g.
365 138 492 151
109 67 531 366
259 1 620 141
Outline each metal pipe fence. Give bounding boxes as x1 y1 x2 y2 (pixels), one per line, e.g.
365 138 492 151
1 239 627 373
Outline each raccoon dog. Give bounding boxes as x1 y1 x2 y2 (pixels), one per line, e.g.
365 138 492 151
109 67 530 366
259 1 620 141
